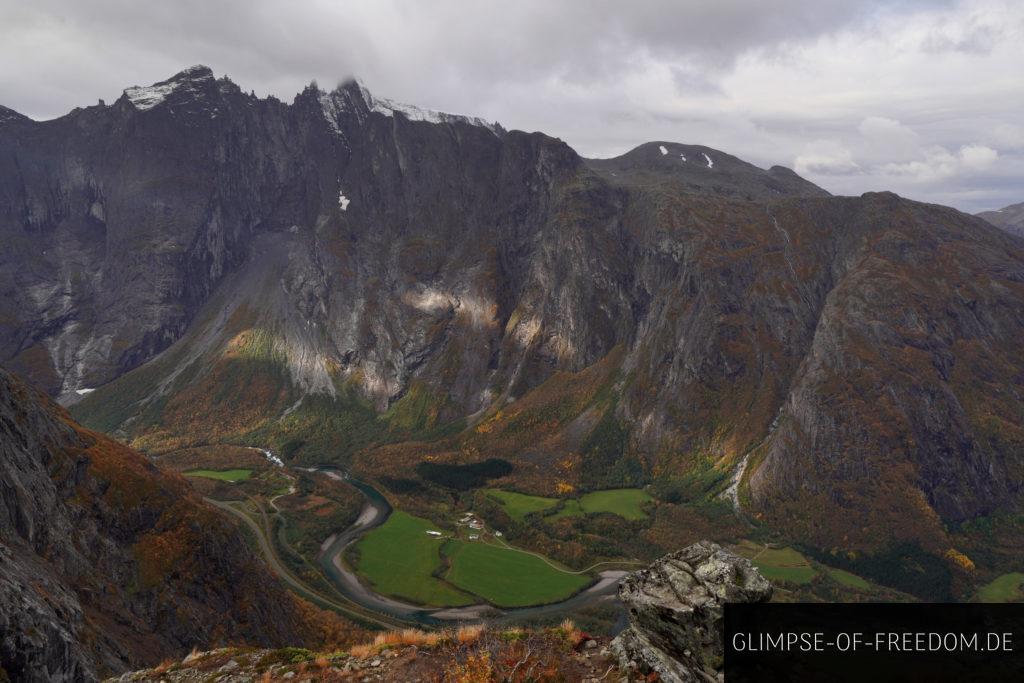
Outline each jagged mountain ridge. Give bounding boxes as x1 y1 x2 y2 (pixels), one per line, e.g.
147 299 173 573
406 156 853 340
0 367 355 681
3 66 1024 562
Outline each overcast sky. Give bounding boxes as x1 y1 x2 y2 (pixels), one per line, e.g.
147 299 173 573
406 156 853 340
1 0 1021 212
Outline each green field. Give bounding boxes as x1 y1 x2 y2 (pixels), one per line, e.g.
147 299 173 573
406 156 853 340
353 511 473 606
184 468 252 482
578 488 653 520
443 541 590 607
826 567 871 590
486 489 558 521
736 542 817 585
549 499 585 520
977 573 1024 603
490 487 653 522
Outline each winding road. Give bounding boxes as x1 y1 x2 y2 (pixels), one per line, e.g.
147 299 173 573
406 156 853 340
312 467 629 626
213 463 631 628
206 497 405 629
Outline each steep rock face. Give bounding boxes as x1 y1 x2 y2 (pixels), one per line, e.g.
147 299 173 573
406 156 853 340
4 67 1024 561
611 540 772 682
977 201 1024 237
0 66 583 408
747 196 1024 548
0 367 345 681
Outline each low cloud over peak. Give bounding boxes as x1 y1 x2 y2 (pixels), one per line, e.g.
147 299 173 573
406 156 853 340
1 0 1020 212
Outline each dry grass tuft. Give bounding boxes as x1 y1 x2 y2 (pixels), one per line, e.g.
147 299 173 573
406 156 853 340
350 643 374 658
354 627 452 657
400 628 442 647
153 659 174 674
558 618 585 647
456 624 485 645
373 631 401 647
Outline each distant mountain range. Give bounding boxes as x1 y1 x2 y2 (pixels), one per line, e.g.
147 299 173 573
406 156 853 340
2 66 1023 600
977 201 1024 237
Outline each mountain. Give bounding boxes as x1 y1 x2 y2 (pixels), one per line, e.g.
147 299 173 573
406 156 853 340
3 66 1024 579
977 201 1024 237
0 367 357 681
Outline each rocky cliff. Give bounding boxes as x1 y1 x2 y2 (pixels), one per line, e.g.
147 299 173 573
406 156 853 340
3 66 1024 567
0 367 356 681
611 541 771 682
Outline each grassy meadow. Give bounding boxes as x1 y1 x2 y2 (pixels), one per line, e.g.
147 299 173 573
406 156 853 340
488 487 653 522
976 573 1024 603
352 511 474 606
184 468 253 482
442 541 590 607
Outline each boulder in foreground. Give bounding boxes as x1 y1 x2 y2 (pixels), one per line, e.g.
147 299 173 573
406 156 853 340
611 540 772 682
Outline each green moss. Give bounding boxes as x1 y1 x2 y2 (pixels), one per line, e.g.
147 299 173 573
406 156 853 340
258 648 315 667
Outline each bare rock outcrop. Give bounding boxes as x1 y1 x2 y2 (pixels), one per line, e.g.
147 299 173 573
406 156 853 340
611 540 772 682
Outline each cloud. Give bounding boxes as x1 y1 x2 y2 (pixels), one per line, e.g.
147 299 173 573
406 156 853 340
857 117 921 162
988 124 1024 151
879 144 998 182
0 0 1021 212
795 141 860 176
959 144 999 169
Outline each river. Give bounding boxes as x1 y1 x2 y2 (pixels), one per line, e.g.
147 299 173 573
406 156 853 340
310 467 627 627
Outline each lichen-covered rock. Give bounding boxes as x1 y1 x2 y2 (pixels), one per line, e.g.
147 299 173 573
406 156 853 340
611 541 771 682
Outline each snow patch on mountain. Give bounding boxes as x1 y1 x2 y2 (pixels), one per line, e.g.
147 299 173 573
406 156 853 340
338 190 350 211
659 145 668 155
703 153 714 168
354 80 501 135
124 82 179 111
319 90 345 134
124 65 214 111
